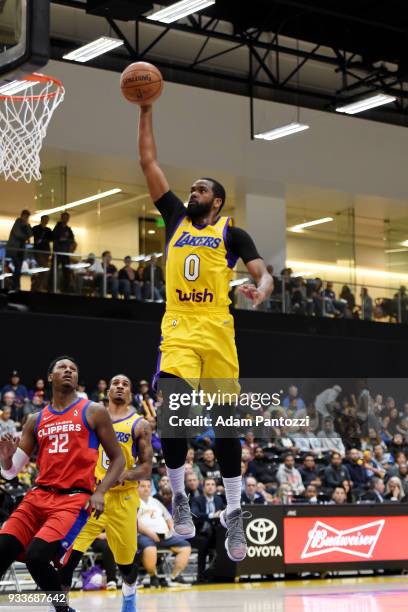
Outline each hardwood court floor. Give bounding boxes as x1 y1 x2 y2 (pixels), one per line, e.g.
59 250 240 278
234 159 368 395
2 576 408 611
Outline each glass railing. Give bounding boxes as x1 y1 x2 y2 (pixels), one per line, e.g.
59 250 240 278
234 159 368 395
1 247 408 324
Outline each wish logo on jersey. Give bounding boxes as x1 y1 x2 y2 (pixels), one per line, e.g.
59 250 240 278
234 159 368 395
176 288 214 303
173 231 222 249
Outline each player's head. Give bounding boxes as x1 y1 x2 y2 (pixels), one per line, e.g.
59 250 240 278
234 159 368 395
109 374 132 406
47 356 78 392
187 178 226 219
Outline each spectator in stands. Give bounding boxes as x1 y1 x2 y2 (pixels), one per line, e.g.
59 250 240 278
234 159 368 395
275 427 299 453
323 282 346 317
241 476 267 505
360 287 373 320
28 377 48 402
134 380 152 410
23 394 44 424
317 418 345 456
1 371 28 403
274 483 294 504
137 479 191 587
76 381 88 399
362 450 386 479
389 433 408 460
384 476 406 502
98 251 120 299
282 385 306 411
143 255 165 302
388 451 408 477
6 209 33 291
0 390 16 414
303 484 319 504
329 486 347 504
155 485 173 513
247 447 276 487
118 256 143 301
241 431 258 458
185 472 202 499
90 379 108 404
0 407 17 436
361 427 382 451
314 385 342 423
198 449 222 485
323 452 350 490
190 478 225 583
396 416 408 438
241 447 252 467
380 415 393 444
290 277 308 315
31 215 52 292
52 212 75 293
276 453 305 496
339 285 355 316
184 448 203 482
345 448 370 491
373 444 393 469
395 464 408 496
298 454 322 487
360 477 385 503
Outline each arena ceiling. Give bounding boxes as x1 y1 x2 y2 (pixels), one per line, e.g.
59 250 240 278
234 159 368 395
51 1 408 127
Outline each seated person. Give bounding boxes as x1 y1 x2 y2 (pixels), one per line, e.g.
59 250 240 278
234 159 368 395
190 478 225 583
241 476 268 505
137 479 191 587
118 256 143 301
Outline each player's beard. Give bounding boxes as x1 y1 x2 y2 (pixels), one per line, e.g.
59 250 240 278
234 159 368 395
186 199 213 220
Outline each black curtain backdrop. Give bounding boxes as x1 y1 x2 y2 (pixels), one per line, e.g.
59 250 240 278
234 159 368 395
1 307 407 392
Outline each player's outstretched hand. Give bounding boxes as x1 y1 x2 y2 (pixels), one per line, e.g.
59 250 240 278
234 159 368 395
0 433 19 460
238 284 267 308
89 490 105 519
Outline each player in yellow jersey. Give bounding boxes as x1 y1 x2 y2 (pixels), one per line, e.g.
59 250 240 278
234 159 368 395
59 374 153 612
138 104 273 563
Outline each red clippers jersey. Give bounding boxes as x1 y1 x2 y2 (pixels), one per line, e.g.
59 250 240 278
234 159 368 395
34 398 99 491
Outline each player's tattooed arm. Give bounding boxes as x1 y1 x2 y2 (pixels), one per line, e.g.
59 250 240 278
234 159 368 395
138 105 170 202
118 418 153 484
0 414 36 475
87 403 125 516
239 258 273 307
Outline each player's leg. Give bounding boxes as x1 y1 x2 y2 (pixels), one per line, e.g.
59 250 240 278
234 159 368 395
201 315 247 562
0 534 24 577
104 489 139 611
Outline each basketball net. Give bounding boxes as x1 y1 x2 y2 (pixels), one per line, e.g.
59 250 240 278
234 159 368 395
0 73 64 183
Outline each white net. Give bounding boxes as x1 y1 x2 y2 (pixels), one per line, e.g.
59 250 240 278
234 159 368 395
0 75 65 183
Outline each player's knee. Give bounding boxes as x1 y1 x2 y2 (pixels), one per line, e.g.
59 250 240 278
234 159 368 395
25 538 53 568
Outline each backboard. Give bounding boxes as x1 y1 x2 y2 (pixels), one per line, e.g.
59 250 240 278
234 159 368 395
0 0 49 82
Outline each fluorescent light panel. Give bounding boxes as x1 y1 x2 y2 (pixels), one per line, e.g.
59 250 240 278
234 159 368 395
289 217 334 233
148 0 215 23
63 37 124 63
336 94 396 115
33 188 122 219
255 122 309 141
0 79 39 95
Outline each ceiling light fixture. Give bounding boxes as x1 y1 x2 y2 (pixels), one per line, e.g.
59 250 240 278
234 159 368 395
289 217 334 233
336 94 396 115
254 122 309 141
147 0 215 24
32 188 122 220
63 37 124 63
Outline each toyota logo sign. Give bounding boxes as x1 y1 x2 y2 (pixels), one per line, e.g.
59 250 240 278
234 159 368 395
246 518 277 545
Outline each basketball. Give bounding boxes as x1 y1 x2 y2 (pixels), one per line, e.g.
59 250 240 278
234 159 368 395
120 62 164 105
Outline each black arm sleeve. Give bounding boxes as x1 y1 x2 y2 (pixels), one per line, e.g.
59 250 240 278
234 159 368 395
154 191 186 242
226 226 261 264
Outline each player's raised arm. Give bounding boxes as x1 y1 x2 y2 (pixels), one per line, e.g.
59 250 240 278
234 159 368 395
239 258 273 308
118 418 153 485
138 105 169 202
87 404 125 517
0 414 37 479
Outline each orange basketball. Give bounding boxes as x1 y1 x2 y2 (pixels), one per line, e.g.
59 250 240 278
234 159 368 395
120 62 164 105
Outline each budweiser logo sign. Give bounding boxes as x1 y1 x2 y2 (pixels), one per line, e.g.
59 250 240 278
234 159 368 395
301 519 385 559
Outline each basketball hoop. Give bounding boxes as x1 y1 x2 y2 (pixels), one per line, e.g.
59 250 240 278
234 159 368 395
0 73 65 183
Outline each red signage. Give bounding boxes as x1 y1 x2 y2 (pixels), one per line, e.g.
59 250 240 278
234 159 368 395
284 515 408 563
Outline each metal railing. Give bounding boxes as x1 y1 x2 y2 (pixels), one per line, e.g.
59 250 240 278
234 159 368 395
1 246 408 324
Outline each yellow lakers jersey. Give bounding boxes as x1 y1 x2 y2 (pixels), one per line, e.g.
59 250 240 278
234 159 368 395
95 410 141 492
166 215 236 312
